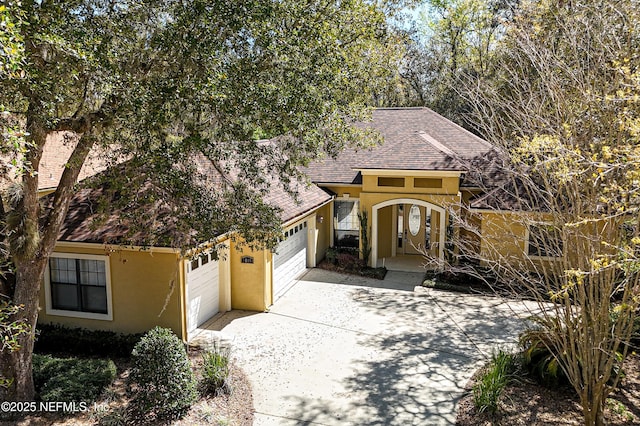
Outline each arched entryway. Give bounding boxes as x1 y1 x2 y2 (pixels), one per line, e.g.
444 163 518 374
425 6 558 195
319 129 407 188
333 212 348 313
371 198 446 269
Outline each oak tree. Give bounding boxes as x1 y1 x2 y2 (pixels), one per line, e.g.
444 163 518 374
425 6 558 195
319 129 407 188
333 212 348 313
0 0 401 401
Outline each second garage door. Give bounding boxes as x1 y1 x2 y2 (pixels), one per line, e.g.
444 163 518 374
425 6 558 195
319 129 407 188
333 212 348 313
186 252 220 334
273 221 308 300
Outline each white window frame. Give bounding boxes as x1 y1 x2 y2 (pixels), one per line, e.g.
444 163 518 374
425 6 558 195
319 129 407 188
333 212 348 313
524 222 564 261
333 198 360 247
44 252 113 321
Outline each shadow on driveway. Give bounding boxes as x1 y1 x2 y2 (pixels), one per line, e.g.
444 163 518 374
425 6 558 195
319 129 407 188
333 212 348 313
301 268 425 292
213 269 534 426
280 275 532 425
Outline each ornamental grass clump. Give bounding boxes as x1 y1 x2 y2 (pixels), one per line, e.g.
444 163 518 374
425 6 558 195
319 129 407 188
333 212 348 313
201 343 232 396
128 327 198 420
473 350 517 414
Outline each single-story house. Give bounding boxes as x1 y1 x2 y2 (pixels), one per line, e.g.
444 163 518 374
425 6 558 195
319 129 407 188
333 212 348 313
36 107 563 340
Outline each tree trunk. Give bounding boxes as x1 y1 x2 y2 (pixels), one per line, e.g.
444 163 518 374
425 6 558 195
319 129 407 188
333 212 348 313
581 391 605 426
0 257 48 401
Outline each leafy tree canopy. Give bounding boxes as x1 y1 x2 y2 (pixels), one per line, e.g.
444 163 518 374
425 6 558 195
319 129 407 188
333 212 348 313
0 0 406 401
0 0 403 251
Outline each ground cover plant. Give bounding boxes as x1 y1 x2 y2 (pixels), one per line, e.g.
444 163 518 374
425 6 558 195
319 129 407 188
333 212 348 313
32 354 117 403
1 324 253 425
472 350 517 415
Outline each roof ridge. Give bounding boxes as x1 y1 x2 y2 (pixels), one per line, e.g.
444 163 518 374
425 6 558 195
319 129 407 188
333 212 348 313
417 131 456 156
422 108 495 149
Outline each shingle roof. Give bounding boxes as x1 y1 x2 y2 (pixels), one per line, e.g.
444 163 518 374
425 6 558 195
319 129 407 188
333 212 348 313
305 107 499 185
38 132 109 191
264 181 332 224
54 156 331 246
469 176 552 212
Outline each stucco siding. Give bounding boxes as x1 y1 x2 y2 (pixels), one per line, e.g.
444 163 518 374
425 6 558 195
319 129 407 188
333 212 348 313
362 174 460 195
38 246 184 338
314 203 332 264
230 243 270 311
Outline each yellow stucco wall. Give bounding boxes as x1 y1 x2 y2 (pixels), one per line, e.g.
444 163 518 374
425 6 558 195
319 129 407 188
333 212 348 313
362 174 460 195
360 192 460 217
37 205 328 339
229 241 270 311
476 211 601 271
314 203 332 263
324 185 362 199
217 240 232 312
479 211 529 267
38 245 185 339
322 174 463 266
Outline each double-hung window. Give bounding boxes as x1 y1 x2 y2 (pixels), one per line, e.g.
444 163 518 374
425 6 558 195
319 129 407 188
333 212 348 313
334 199 360 248
45 253 112 320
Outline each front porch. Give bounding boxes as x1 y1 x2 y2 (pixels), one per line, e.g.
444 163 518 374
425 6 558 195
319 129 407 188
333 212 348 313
370 198 453 271
376 254 428 273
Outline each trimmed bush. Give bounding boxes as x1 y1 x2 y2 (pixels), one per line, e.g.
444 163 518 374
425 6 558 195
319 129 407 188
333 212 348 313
473 350 516 414
128 327 198 420
32 354 117 403
201 343 232 396
35 324 142 358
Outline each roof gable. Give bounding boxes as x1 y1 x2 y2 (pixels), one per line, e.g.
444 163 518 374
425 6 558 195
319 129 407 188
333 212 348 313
306 107 498 185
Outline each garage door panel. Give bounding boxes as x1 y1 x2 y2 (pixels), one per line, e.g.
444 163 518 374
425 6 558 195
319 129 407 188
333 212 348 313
187 254 220 333
273 222 308 300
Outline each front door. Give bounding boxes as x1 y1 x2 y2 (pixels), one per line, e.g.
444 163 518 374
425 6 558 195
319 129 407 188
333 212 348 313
404 204 427 255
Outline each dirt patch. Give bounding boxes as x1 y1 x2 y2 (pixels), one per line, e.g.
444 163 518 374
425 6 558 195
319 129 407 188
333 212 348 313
456 353 640 425
2 351 253 426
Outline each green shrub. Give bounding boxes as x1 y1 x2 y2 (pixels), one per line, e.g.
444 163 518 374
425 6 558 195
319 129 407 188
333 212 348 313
128 327 198 420
201 343 232 396
35 324 142 358
32 354 117 403
473 350 516 414
519 327 568 386
325 247 338 264
520 324 626 388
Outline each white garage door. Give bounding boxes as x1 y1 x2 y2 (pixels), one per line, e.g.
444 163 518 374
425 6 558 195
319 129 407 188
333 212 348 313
273 221 308 300
186 252 220 334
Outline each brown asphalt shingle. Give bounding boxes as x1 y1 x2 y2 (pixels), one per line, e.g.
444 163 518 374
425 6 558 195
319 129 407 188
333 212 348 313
54 156 331 246
38 132 109 191
306 107 499 185
46 107 503 245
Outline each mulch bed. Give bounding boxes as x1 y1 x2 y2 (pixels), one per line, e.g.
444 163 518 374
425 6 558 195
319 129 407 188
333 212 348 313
456 353 640 425
317 259 387 279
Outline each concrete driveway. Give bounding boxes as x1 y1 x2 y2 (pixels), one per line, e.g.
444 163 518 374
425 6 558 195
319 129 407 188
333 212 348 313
199 269 535 425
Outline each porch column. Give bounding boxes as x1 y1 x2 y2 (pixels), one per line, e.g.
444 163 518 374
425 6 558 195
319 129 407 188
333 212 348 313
438 210 446 266
307 214 317 268
371 207 379 268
